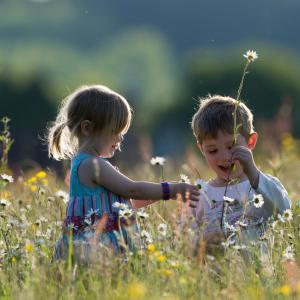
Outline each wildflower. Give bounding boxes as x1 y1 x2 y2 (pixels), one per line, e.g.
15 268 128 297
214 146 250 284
278 213 285 223
150 156 166 166
47 196 55 202
283 209 293 222
232 244 247 251
85 208 99 219
141 230 151 239
180 174 190 184
36 171 46 179
11 257 17 263
0 199 10 207
119 208 133 219
128 282 147 299
137 210 149 219
156 254 167 263
28 177 37 184
277 285 291 296
42 179 48 185
224 222 237 233
223 196 235 204
253 194 264 208
156 269 172 277
195 179 206 190
112 202 128 210
25 241 34 253
282 245 295 262
55 190 68 203
1 174 14 183
147 244 155 252
243 50 258 62
235 220 248 228
38 188 46 195
157 223 168 237
30 185 37 192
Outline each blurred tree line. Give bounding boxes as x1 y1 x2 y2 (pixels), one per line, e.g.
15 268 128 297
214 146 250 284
1 0 300 171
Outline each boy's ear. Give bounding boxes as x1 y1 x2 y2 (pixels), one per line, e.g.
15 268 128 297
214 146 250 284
247 132 258 150
80 120 93 136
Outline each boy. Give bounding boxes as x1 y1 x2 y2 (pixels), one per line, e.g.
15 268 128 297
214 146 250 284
189 95 291 249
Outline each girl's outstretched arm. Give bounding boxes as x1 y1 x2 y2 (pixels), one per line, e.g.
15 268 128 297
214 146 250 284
80 156 199 201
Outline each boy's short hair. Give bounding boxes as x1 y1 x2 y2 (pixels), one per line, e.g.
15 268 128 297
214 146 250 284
191 95 254 143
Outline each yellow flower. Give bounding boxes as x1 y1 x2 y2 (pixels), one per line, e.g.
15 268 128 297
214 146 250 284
156 255 166 263
278 284 291 296
42 179 48 185
28 177 37 184
128 282 147 299
0 191 12 199
147 244 155 252
11 257 17 263
36 171 47 179
25 242 34 253
30 185 38 192
156 269 173 277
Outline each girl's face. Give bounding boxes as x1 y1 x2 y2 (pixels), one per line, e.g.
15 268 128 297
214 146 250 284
93 129 124 158
199 131 249 184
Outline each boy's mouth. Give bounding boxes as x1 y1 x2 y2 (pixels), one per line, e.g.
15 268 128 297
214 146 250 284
218 163 235 173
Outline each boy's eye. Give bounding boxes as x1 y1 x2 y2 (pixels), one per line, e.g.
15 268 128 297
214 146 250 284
208 150 217 154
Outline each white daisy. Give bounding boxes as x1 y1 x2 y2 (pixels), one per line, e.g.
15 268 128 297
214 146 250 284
113 202 128 210
157 223 168 237
0 199 10 207
1 174 14 183
150 156 166 166
140 230 152 243
55 190 69 203
195 179 207 190
224 222 237 233
137 210 149 219
277 213 285 223
283 209 293 222
180 174 190 184
243 50 258 62
232 244 247 251
119 208 133 219
235 220 248 228
223 196 235 204
253 194 264 208
282 245 295 261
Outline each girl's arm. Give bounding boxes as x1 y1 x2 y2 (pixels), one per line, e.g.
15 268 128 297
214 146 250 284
131 199 158 209
82 156 199 201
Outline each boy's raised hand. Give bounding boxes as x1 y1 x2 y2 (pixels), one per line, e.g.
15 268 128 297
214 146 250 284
231 145 260 188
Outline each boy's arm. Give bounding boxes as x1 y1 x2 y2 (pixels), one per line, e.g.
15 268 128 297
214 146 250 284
255 172 291 214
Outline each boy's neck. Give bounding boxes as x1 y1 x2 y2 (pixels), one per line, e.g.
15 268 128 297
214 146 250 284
209 175 248 187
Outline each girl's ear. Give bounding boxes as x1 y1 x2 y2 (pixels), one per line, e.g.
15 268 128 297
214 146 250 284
247 132 258 150
80 120 93 136
197 140 203 153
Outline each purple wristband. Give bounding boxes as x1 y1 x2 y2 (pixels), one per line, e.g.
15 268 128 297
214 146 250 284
161 182 170 200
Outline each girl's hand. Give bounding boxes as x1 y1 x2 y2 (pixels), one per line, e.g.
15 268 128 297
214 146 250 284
170 183 200 203
231 145 260 188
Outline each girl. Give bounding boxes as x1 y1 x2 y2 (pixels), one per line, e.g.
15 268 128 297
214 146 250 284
48 85 199 261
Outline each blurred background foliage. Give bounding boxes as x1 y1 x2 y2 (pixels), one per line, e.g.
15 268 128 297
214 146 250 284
1 0 300 172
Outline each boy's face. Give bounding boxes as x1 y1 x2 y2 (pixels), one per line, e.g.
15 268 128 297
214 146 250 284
199 130 252 183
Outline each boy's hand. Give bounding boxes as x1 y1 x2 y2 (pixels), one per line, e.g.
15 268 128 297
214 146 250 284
231 145 260 188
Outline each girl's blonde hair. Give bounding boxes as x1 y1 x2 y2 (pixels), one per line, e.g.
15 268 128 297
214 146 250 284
48 85 132 160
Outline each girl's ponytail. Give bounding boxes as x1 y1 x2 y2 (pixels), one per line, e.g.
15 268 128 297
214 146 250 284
48 121 66 160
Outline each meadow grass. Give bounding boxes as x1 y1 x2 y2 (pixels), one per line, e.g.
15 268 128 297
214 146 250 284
0 130 300 300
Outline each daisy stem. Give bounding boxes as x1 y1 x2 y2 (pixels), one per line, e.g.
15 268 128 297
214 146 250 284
233 60 250 144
